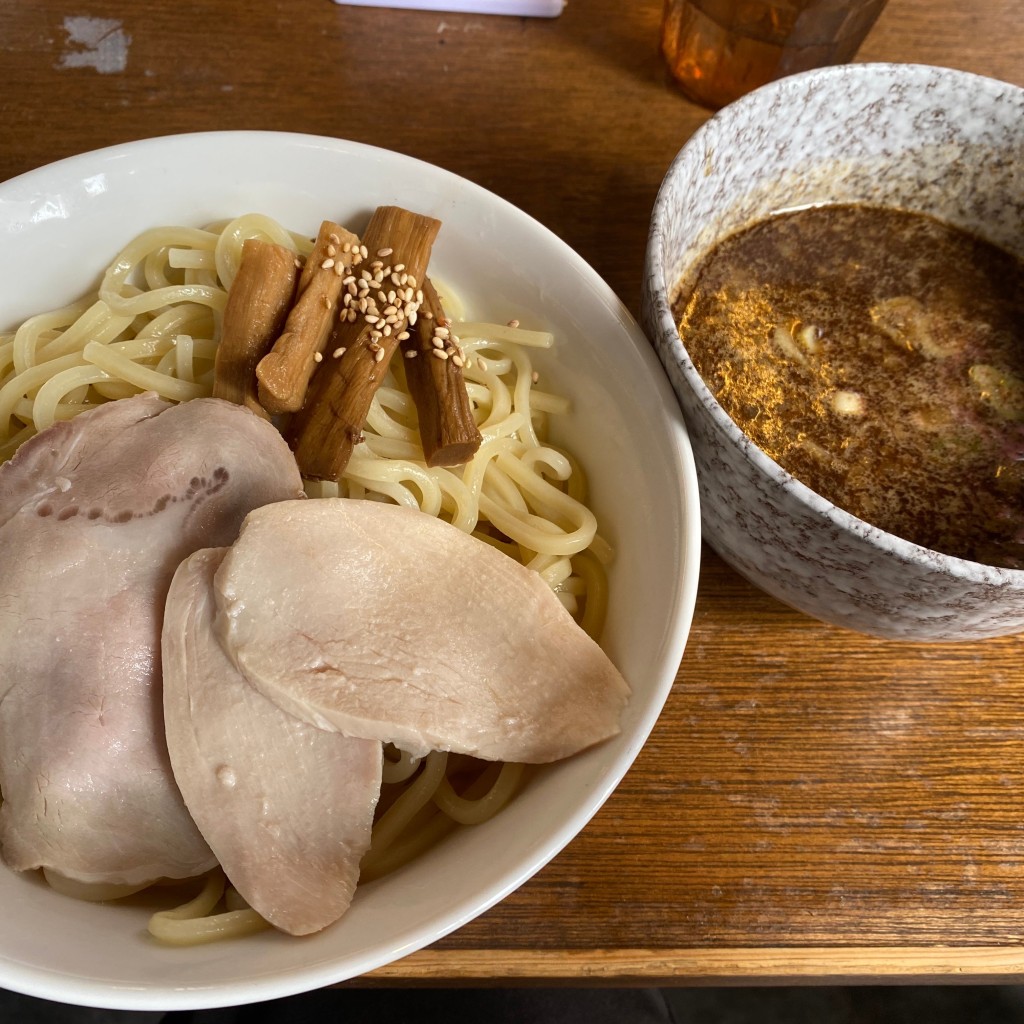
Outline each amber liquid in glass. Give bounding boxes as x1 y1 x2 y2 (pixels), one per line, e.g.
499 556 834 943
662 0 887 109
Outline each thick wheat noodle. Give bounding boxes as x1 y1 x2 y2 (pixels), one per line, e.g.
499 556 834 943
360 759 527 883
363 752 451 870
470 366 512 429
432 762 527 826
14 300 129 376
358 802 455 884
381 747 422 785
456 322 554 348
32 368 117 431
0 350 100 430
7 298 91 373
147 871 269 946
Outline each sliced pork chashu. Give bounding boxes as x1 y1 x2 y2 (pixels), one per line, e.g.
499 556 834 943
0 394 304 886
163 547 382 936
214 499 630 762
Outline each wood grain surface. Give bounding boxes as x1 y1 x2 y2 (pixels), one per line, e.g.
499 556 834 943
1 0 1022 985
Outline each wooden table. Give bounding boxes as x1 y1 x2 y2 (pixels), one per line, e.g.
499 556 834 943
2 0 1022 987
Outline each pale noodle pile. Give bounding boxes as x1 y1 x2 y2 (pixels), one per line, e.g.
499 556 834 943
0 215 611 944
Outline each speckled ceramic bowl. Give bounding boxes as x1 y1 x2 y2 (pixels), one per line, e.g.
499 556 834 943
643 63 1024 641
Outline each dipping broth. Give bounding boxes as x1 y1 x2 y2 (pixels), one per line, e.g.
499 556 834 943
673 204 1024 569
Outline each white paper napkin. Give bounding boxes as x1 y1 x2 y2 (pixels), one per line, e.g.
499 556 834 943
332 0 565 15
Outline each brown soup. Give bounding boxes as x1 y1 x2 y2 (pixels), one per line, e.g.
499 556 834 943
673 204 1024 569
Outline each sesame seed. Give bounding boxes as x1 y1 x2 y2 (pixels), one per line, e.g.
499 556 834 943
313 352 323 363
531 370 539 383
373 270 385 283
370 329 382 341
342 293 353 307
382 324 392 337
408 275 418 288
375 347 386 362
369 341 380 352
377 247 393 257
327 244 337 257
321 258 335 270
365 314 379 324
347 308 358 322
390 272 402 286
394 263 405 272
371 260 384 270
330 233 341 245
416 289 424 303
385 314 398 325
384 305 398 316
358 297 368 312
423 311 434 320
359 245 369 258
400 273 409 286
432 348 449 361
333 347 346 358
347 281 358 296
378 290 388 304
452 354 465 368
477 358 488 371
431 337 445 349
322 296 332 310
408 311 418 326
508 319 520 329
342 242 352 252
435 326 450 339
397 331 410 341
404 349 417 359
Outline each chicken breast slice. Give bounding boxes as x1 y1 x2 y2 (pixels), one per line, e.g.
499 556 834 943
214 498 630 762
0 394 304 886
163 548 382 935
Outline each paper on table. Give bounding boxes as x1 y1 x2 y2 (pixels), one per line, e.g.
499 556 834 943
333 0 565 15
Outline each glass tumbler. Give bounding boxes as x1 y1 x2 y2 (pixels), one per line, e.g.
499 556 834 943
662 0 888 109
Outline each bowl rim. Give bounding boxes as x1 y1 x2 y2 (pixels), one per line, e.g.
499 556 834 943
647 61 1024 586
0 129 704 1009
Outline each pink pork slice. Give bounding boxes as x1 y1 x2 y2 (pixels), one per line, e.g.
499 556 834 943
0 394 304 886
163 548 382 936
214 498 631 762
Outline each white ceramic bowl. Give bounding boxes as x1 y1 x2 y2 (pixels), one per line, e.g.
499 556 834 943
0 132 701 1009
643 63 1024 641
